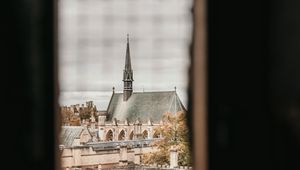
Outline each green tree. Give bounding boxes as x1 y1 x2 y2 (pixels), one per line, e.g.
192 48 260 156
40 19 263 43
142 111 192 166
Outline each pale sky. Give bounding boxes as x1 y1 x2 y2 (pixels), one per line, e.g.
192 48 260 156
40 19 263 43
58 0 193 110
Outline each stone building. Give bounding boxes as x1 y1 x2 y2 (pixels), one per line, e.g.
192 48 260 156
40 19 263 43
60 35 186 169
107 35 185 122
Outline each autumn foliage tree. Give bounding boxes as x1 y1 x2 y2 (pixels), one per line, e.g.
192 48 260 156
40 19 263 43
61 107 81 126
142 111 192 166
60 103 97 126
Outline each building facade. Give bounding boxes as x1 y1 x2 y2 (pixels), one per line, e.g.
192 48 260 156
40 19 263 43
60 36 186 169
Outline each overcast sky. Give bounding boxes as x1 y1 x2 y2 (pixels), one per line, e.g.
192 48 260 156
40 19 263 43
58 0 193 110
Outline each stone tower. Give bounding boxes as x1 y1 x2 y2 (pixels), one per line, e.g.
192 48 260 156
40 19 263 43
123 34 133 101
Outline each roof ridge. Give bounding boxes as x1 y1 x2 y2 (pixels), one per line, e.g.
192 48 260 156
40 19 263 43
133 90 175 94
61 126 83 128
113 90 176 94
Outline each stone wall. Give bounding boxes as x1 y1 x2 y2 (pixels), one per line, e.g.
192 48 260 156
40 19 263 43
61 145 157 169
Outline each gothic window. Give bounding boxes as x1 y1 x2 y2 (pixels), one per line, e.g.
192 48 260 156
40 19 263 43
118 130 125 141
129 131 134 140
106 129 113 141
142 130 148 139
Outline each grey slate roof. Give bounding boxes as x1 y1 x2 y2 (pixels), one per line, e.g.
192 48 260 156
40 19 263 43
107 91 185 123
60 126 83 147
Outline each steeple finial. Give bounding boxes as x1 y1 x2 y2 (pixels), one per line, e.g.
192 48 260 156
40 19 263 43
127 34 129 43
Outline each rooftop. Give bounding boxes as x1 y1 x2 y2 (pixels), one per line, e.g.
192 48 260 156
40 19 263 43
107 90 185 123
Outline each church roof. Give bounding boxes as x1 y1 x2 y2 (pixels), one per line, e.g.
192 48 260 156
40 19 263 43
60 126 83 147
107 91 186 123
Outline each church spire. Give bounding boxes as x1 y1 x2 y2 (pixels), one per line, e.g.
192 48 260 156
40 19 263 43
123 34 133 101
125 34 132 70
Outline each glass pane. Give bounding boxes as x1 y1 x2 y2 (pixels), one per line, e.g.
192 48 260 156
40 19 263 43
58 0 193 169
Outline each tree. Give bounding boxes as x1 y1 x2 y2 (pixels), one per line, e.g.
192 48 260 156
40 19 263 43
142 111 192 166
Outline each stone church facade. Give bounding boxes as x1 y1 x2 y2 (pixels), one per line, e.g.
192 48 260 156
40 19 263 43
60 35 186 169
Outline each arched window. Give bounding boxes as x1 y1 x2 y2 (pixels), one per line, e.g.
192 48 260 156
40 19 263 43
142 130 148 139
106 129 113 141
129 131 134 140
118 130 125 141
153 131 160 138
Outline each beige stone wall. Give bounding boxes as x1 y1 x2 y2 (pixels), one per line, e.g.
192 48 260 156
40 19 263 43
80 154 119 165
61 148 72 157
61 146 157 168
127 150 135 163
61 156 74 168
73 148 81 166
61 122 161 168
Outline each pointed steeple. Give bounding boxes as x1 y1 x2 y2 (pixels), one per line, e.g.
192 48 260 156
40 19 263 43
123 34 133 101
125 34 132 70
